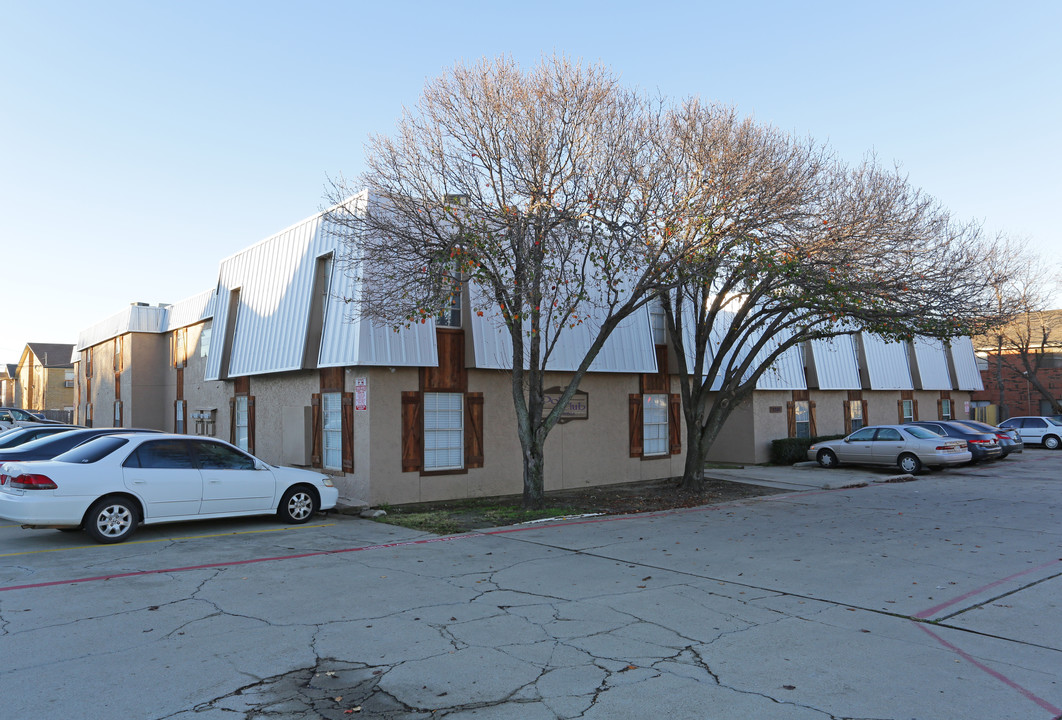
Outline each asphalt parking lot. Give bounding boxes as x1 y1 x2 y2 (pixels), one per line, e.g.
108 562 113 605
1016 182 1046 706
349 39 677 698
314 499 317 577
1 450 1060 720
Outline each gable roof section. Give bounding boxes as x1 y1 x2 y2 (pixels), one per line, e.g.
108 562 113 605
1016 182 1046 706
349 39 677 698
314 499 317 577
858 333 914 390
910 337 953 390
205 202 437 380
24 343 76 369
809 335 862 390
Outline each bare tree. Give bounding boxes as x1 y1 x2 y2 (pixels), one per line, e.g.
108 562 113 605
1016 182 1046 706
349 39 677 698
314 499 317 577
655 101 998 489
980 244 1062 416
326 56 680 508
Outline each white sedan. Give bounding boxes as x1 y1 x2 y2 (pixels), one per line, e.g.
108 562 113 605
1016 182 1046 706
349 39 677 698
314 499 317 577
807 424 971 474
0 433 339 543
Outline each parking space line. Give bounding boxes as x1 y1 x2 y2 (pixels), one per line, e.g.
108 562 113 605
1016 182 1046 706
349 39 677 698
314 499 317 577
0 522 336 558
915 623 1061 718
914 558 1062 620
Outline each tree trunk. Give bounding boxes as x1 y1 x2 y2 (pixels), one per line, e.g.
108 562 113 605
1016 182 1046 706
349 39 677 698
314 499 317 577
679 427 705 491
520 434 546 509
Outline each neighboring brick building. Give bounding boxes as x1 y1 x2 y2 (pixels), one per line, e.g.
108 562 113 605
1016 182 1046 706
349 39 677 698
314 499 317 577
16 343 76 413
972 309 1062 421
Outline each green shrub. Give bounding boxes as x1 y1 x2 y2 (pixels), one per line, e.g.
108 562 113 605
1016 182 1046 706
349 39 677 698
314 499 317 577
769 434 845 465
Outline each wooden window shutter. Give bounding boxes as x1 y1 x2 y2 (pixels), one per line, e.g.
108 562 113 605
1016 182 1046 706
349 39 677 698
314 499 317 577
310 393 322 468
229 397 236 444
897 400 904 424
401 391 423 472
628 394 643 458
913 399 919 421
465 392 484 468
843 401 852 435
937 398 943 420
786 401 796 437
341 392 354 472
246 396 255 455
809 401 817 437
861 400 869 425
668 393 682 455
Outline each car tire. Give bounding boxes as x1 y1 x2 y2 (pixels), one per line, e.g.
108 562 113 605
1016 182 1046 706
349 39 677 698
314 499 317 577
278 485 318 524
84 496 139 544
816 449 838 469
1044 435 1060 450
898 453 922 475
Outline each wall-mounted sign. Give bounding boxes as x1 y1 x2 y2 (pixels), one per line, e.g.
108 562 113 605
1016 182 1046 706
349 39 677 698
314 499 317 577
355 377 368 411
542 387 589 423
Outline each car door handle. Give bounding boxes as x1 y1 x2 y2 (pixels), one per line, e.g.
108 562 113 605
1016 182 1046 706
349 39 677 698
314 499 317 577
208 479 221 484
131 480 146 484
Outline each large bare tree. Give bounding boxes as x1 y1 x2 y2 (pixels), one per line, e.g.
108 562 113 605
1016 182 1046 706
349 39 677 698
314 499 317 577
326 56 682 507
654 101 998 489
980 244 1062 416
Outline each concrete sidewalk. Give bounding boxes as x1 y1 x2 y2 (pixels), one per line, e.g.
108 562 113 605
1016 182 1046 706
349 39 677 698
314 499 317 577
704 460 916 491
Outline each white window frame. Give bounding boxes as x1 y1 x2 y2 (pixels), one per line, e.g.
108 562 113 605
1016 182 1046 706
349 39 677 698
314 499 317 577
424 392 464 471
649 303 667 345
321 391 343 471
940 398 952 421
234 396 249 451
175 399 186 434
849 400 864 431
902 399 915 423
794 400 811 439
436 281 462 328
643 393 669 456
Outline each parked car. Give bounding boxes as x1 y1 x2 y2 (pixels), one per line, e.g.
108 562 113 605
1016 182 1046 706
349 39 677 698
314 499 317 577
998 416 1062 449
0 425 81 450
950 420 1023 457
0 427 161 464
0 407 61 430
905 421 1004 463
0 434 339 543
808 424 971 474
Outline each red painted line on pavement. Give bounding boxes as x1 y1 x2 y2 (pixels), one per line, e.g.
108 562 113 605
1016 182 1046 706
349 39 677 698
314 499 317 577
915 623 1061 717
914 558 1062 619
0 484 857 594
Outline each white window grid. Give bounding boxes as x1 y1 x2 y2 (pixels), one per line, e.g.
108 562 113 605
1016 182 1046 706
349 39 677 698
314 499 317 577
902 399 914 423
322 391 343 471
424 392 463 470
849 400 864 431
234 396 249 451
794 400 811 439
941 398 951 420
643 394 669 455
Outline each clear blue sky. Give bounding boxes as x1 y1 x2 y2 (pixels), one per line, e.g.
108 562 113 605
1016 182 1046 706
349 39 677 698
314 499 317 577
2 0 1059 364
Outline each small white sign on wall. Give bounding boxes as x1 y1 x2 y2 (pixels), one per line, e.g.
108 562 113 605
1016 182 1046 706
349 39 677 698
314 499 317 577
355 377 368 411
964 401 970 414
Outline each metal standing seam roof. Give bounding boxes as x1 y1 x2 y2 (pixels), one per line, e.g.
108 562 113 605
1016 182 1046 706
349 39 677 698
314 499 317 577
911 337 953 390
163 289 216 332
204 205 439 381
948 336 985 391
467 282 657 373
859 332 914 390
809 335 862 390
76 304 168 351
679 302 805 391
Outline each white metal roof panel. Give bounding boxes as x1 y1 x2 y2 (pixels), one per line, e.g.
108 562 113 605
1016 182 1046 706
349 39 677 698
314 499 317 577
809 335 862 389
468 283 657 373
911 337 953 390
163 289 215 332
76 304 168 351
860 333 913 390
948 336 984 391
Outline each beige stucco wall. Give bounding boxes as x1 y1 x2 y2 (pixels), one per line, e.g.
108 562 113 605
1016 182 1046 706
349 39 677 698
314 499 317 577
358 367 686 507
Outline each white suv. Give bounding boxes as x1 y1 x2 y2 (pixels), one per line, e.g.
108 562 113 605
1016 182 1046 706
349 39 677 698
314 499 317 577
998 416 1062 450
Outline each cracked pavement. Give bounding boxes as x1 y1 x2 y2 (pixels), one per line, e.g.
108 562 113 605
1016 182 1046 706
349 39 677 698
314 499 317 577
1 451 1060 719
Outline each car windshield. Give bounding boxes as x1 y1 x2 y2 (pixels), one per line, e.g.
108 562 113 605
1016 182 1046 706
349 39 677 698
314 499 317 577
55 436 129 464
0 429 80 453
904 426 941 440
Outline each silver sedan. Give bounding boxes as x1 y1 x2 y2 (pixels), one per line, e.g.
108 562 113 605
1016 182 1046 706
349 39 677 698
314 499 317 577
808 424 971 474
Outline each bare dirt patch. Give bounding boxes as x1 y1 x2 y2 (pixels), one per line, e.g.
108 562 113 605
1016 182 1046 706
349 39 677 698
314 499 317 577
367 476 783 534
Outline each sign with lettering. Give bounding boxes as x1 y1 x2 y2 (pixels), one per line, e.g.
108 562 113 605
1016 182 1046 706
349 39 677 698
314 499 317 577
355 377 368 412
542 387 589 423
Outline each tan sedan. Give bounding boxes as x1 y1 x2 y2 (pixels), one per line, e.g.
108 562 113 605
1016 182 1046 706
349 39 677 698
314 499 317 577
808 424 971 474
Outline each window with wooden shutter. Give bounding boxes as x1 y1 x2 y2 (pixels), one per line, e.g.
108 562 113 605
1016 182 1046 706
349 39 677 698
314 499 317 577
808 401 817 437
786 401 797 437
401 391 423 472
342 392 354 473
844 400 852 435
629 394 643 458
668 393 682 454
465 392 484 468
310 393 322 468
